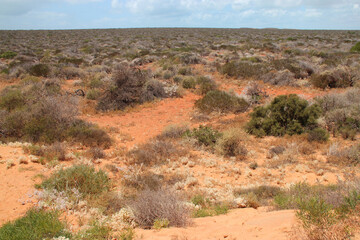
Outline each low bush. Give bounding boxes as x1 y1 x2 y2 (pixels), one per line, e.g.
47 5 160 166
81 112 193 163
261 70 296 86
197 76 217 95
186 125 222 147
74 222 111 240
243 82 268 105
131 189 189 228
0 87 25 111
0 51 17 59
0 81 111 147
97 64 166 111
0 209 70 240
28 63 51 77
182 77 196 89
191 195 229 218
311 67 354 89
158 124 189 139
195 90 249 113
235 185 282 206
219 61 267 79
127 139 184 166
86 89 101 100
246 94 322 137
350 41 360 53
316 89 360 138
40 164 110 198
86 147 106 160
307 127 329 142
215 128 247 158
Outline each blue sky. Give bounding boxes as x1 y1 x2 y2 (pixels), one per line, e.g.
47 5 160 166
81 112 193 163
0 0 359 30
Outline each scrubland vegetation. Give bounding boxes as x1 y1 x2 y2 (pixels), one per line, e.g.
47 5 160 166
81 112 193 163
1 28 360 240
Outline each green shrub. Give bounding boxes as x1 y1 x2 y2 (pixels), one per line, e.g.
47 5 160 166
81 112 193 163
28 64 50 77
246 94 322 137
182 77 196 89
67 120 112 148
41 164 110 198
219 61 266 79
0 209 70 240
297 197 336 229
307 127 329 142
74 222 110 240
191 195 229 218
195 90 249 113
350 42 360 53
0 51 17 59
152 218 170 229
186 125 222 147
178 67 192 76
0 88 25 112
86 89 101 100
197 76 217 95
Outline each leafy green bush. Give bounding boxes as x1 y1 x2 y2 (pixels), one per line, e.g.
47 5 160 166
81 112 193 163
186 125 222 147
0 209 70 240
195 90 249 113
246 94 322 137
0 51 17 59
307 127 329 142
28 64 51 77
41 164 110 198
350 42 360 53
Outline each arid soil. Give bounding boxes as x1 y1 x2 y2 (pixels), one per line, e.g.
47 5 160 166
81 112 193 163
0 60 356 239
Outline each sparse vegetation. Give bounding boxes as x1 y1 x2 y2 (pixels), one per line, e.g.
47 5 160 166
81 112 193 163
40 164 110 198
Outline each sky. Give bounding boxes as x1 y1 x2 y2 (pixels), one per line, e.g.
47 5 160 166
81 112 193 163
0 0 359 30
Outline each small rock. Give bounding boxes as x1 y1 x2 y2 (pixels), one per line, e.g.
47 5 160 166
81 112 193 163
17 156 28 164
187 161 195 168
234 197 247 208
317 169 324 176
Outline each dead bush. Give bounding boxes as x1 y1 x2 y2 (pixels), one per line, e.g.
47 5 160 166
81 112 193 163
311 66 355 89
215 128 247 158
261 70 297 86
97 64 166 111
157 124 189 140
86 147 106 160
45 142 67 161
127 139 185 166
131 188 190 228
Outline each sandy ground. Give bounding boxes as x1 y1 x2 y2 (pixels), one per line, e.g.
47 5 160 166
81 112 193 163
0 145 45 224
136 208 296 240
